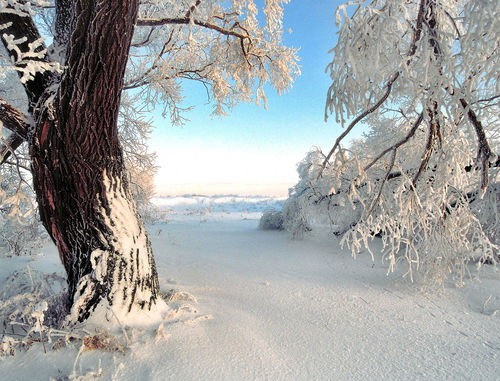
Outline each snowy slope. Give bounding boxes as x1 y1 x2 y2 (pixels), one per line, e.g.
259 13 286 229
0 196 498 381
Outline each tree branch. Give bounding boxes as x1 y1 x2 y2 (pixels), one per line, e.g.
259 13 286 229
0 100 31 165
0 134 25 165
364 112 424 172
131 26 156 47
318 71 400 179
136 17 250 41
319 0 431 180
130 10 255 92
185 0 202 19
0 100 31 140
459 98 496 190
412 104 441 187
366 148 397 217
474 94 500 104
407 0 428 61
125 29 176 89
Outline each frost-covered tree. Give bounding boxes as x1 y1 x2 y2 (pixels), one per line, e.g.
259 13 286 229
281 0 498 283
0 0 298 323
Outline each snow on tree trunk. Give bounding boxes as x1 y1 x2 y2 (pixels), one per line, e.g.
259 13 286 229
67 171 161 323
30 0 163 323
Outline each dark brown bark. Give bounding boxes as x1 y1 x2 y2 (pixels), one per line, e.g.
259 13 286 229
0 101 30 164
0 100 29 136
23 0 161 322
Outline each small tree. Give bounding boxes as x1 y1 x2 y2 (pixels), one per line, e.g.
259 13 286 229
0 0 298 323
282 0 498 283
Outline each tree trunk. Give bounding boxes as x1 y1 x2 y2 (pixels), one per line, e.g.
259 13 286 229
30 0 162 323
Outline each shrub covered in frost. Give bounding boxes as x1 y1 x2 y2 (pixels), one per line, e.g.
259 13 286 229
259 208 284 231
0 215 46 257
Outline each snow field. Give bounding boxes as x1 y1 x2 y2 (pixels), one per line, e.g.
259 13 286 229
0 196 498 380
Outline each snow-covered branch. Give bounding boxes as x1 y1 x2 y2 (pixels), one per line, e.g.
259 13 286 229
129 0 299 120
0 3 58 110
459 98 496 190
364 112 424 172
320 71 400 178
137 17 250 42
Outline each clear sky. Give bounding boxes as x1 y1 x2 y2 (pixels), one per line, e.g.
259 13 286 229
149 1 347 197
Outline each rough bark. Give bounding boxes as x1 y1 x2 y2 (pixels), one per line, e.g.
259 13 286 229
26 0 161 322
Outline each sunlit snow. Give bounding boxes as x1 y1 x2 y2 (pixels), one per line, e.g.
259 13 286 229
0 196 498 380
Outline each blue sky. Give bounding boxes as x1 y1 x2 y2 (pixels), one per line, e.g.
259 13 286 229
150 1 347 196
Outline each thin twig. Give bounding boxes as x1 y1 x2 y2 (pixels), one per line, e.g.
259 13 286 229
0 134 25 166
185 0 202 19
474 94 500 104
412 107 440 187
366 148 397 217
364 112 424 172
131 26 156 47
318 71 400 179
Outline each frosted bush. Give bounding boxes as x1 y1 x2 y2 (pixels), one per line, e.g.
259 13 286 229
283 145 498 284
0 336 17 356
0 267 72 357
0 215 46 256
0 267 67 328
0 145 46 257
259 208 284 231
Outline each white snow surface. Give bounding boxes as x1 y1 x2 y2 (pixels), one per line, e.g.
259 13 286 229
0 195 498 380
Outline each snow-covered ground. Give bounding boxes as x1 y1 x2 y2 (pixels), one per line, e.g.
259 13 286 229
0 195 498 380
